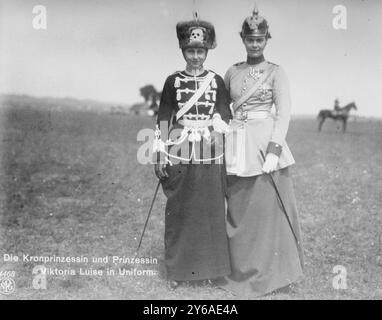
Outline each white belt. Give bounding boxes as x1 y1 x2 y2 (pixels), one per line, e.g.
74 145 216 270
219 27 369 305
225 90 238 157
178 119 212 128
233 110 269 121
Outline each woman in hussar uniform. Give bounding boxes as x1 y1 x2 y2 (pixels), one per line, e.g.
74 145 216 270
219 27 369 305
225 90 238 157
222 6 304 297
153 14 232 288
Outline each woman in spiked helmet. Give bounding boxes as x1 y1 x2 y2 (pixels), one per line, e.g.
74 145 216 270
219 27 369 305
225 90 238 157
220 4 304 297
152 12 232 288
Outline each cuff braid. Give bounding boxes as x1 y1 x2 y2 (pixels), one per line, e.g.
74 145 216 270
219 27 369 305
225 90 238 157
266 141 283 157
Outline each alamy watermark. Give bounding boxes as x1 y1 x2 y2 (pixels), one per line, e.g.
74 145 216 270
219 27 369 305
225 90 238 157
32 5 47 30
332 265 348 290
332 5 347 30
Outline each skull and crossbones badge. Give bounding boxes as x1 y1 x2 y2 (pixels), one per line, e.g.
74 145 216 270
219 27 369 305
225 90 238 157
189 28 205 43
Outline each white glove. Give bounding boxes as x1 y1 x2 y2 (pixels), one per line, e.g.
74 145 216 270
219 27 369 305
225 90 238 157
212 114 230 134
262 153 279 173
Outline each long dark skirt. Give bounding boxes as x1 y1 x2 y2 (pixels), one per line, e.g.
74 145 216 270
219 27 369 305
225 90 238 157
161 163 231 281
221 167 304 297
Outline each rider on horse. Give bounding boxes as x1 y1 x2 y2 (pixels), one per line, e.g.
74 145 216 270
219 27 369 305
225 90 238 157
318 99 357 132
333 98 341 115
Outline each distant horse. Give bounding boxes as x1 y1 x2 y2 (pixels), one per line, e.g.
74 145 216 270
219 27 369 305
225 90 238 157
317 102 357 133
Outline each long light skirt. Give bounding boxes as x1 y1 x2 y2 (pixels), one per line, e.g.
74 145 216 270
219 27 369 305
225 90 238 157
221 167 304 297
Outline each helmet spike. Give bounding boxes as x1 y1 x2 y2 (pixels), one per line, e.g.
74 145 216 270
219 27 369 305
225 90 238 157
252 3 259 17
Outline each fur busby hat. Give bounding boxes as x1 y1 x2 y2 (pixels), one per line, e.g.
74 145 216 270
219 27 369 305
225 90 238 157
240 4 271 39
176 14 217 50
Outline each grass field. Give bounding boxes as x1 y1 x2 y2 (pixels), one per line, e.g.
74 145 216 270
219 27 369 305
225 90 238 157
0 101 381 300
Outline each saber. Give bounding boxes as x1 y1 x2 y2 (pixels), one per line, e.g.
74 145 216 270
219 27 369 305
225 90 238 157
260 150 300 250
134 179 161 257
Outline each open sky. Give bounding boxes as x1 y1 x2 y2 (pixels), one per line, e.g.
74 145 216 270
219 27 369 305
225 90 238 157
0 0 381 116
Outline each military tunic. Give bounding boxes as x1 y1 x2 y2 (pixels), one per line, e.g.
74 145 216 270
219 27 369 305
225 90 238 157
224 59 295 176
155 70 232 281
221 57 304 297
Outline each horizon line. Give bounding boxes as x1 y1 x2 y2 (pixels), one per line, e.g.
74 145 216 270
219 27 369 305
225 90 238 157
0 92 381 119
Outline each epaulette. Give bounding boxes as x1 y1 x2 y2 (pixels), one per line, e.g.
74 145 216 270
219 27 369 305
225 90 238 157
233 61 245 67
267 61 279 67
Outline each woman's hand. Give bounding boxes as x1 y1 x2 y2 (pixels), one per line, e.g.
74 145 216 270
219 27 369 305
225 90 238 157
154 163 169 180
212 114 230 134
262 153 279 173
